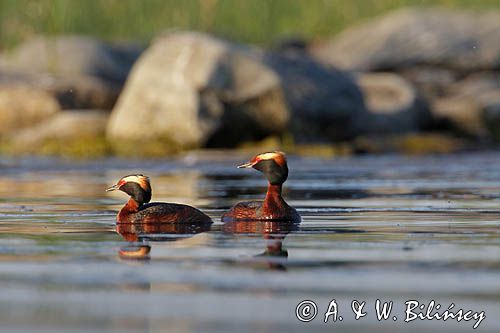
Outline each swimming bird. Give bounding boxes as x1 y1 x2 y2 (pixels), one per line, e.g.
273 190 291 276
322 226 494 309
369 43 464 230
107 174 213 224
222 152 300 222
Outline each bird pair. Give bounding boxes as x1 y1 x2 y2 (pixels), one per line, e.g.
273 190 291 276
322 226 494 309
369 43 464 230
106 151 300 224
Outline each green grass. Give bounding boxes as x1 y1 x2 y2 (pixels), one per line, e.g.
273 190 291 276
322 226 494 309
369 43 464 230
0 0 499 48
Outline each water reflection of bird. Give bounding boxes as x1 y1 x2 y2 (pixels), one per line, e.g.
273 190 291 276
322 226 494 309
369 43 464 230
223 220 299 271
222 152 301 222
106 174 213 224
116 223 212 259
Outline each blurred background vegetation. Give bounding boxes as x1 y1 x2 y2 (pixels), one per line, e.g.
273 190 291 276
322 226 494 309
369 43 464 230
0 0 499 48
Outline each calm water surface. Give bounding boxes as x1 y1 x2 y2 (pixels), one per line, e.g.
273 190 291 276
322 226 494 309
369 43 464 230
0 152 499 332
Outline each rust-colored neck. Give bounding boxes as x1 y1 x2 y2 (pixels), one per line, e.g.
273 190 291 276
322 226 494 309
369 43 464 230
117 198 141 223
263 183 286 211
124 197 141 211
265 183 283 200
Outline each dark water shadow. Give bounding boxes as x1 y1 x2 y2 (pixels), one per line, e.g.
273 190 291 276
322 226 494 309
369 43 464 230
222 220 300 271
116 223 212 260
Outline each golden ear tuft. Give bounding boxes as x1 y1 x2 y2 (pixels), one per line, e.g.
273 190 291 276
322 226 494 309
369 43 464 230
120 174 151 191
254 151 287 167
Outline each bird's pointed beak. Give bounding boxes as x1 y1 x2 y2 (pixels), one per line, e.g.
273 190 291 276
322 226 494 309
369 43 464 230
106 184 119 192
237 161 254 168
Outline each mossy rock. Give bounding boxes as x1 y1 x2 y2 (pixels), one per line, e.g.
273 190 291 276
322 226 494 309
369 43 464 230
1 135 112 159
108 136 192 158
354 133 467 155
39 136 112 158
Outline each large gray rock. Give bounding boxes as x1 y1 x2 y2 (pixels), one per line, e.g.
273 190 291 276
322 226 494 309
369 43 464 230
11 110 108 144
8 110 109 156
262 50 367 141
431 95 485 137
355 72 431 134
484 103 500 141
0 85 60 137
0 69 120 109
399 66 458 101
0 35 142 84
107 32 289 152
311 8 500 72
432 73 500 138
0 35 139 110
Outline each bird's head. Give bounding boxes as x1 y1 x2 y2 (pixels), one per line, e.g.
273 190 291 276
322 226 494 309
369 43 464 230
106 174 152 205
238 151 288 185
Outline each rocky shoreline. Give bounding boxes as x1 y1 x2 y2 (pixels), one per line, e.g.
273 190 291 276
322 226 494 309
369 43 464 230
1 8 499 157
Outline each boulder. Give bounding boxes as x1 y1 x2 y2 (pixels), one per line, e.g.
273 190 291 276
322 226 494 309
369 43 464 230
0 69 120 109
310 8 500 72
399 66 458 101
107 31 289 154
431 73 500 138
484 103 500 141
355 72 431 134
0 35 136 110
0 85 60 137
8 110 110 156
12 110 108 143
43 75 120 110
431 95 485 137
448 72 500 97
262 50 367 141
0 35 142 84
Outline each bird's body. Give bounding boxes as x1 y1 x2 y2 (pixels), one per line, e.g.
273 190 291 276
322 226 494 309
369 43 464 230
118 198 212 224
222 152 300 222
107 174 212 225
222 184 300 222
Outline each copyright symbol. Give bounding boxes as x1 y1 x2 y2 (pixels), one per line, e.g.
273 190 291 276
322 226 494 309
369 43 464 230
295 300 318 322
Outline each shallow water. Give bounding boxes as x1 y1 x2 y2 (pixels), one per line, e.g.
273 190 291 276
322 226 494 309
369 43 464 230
0 152 499 332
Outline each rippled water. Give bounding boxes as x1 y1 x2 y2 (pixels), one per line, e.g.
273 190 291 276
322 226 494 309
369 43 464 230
0 152 499 332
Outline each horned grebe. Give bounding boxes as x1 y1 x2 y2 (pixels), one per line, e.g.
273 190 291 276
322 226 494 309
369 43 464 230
222 152 300 222
107 174 213 224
